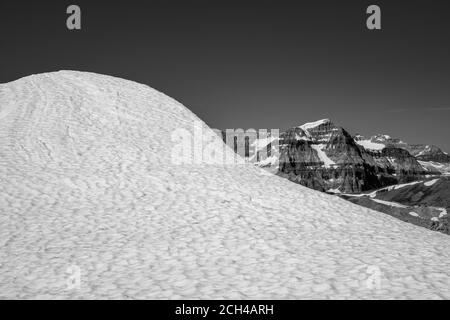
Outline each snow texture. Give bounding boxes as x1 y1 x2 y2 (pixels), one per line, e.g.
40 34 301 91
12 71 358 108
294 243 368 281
1 71 450 299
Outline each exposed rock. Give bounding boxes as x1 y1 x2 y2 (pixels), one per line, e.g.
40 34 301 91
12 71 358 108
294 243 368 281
355 134 450 163
367 146 427 183
409 144 450 163
277 121 385 193
342 176 450 235
221 119 428 194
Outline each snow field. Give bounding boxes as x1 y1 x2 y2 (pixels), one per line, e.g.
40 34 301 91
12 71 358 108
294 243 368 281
1 71 450 299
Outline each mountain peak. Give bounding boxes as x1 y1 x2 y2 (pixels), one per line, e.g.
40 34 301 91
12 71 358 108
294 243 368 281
299 118 331 131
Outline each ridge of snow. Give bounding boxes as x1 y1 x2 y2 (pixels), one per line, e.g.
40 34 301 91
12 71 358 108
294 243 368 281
424 179 439 187
2 71 450 299
299 118 330 131
295 133 309 141
388 181 422 190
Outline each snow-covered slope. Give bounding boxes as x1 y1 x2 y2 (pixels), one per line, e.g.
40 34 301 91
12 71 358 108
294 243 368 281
1 71 450 299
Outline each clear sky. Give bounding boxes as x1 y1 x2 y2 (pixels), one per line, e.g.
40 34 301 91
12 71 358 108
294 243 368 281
1 0 449 151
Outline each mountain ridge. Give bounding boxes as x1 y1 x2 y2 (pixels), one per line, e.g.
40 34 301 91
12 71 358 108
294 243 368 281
223 118 440 193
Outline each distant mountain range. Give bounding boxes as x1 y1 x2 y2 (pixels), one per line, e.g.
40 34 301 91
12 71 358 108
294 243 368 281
221 119 450 234
222 118 449 193
354 133 450 163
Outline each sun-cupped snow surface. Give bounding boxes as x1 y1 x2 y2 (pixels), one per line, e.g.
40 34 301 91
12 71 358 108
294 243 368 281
1 71 450 300
355 140 385 151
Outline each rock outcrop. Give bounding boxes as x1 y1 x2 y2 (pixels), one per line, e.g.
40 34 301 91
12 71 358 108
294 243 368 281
277 120 385 193
355 134 450 163
409 144 450 163
367 147 427 182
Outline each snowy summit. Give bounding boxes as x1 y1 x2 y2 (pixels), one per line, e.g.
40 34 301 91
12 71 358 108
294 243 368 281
299 118 330 132
1 71 450 299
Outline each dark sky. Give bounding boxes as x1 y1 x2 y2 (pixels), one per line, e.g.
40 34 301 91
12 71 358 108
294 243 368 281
1 0 450 151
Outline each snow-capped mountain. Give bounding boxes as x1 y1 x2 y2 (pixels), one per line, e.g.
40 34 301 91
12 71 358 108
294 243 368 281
278 119 384 193
2 71 450 299
226 119 428 193
355 134 450 164
220 119 450 234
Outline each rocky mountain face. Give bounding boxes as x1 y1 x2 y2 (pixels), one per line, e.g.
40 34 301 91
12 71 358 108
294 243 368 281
276 120 385 193
366 147 428 182
355 134 450 163
410 144 450 163
418 160 450 175
221 119 449 194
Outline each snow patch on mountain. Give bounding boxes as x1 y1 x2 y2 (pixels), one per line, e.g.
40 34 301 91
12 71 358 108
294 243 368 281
250 136 279 149
311 144 336 168
355 139 386 151
371 199 409 209
257 155 279 167
299 118 330 132
424 179 439 187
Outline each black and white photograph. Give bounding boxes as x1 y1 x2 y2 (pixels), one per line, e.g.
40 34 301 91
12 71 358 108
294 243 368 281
1 0 450 306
